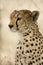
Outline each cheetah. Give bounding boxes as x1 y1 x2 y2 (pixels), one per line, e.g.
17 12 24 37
9 10 43 65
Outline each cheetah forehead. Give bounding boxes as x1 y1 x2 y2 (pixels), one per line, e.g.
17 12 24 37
10 9 39 22
10 10 32 19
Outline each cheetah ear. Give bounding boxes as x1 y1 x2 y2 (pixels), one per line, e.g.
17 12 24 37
32 11 39 21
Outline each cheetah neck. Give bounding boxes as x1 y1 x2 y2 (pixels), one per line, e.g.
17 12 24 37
22 25 39 37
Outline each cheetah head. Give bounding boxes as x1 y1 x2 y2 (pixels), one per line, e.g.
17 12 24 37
8 10 39 32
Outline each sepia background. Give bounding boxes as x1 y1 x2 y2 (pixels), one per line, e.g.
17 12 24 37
0 0 43 64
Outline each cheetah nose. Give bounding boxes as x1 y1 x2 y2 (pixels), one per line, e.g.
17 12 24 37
8 24 13 28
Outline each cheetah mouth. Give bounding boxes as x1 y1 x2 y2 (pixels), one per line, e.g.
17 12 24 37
9 27 19 32
10 28 17 32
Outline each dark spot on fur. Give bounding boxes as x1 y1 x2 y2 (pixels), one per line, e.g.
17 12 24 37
37 51 39 54
42 62 43 65
33 52 35 54
39 63 41 65
36 59 38 62
38 58 40 60
32 57 34 60
29 56 31 58
29 31 31 33
26 50 29 53
23 42 25 45
28 61 32 65
35 49 37 51
35 37 38 39
17 47 19 49
24 38 28 42
39 43 41 45
22 51 24 54
31 43 33 46
26 44 29 47
30 50 32 53
35 43 38 46
17 59 19 62
38 47 40 49
41 57 43 59
21 63 23 65
17 55 19 58
33 38 35 41
30 39 32 41
27 33 29 35
20 46 22 49
32 61 35 63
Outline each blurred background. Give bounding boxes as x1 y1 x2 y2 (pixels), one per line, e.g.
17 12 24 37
0 0 43 64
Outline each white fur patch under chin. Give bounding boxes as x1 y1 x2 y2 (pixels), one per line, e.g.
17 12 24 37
10 27 17 32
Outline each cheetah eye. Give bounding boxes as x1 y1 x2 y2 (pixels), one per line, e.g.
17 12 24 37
17 17 22 20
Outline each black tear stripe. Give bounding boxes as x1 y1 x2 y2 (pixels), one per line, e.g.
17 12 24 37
16 20 19 30
16 17 22 28
16 20 18 27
